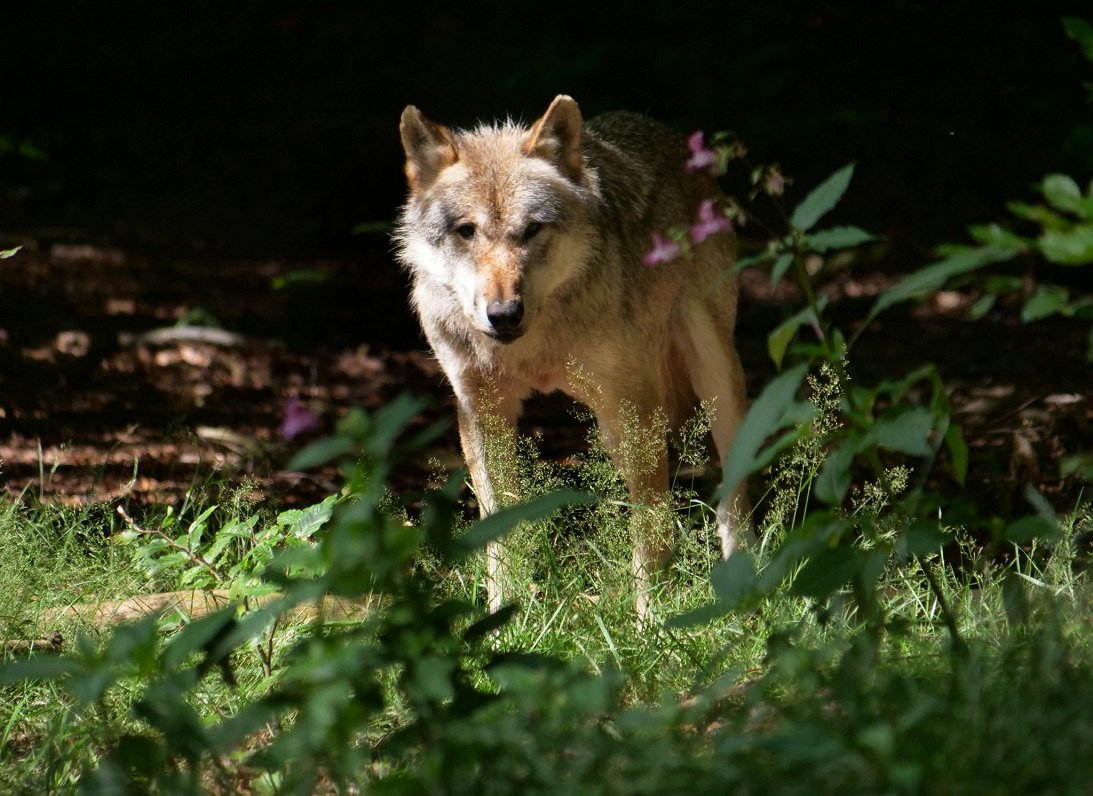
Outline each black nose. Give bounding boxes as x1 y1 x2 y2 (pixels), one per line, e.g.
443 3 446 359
486 299 525 338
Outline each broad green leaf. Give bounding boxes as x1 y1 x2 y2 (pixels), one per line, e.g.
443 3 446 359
1060 452 1093 480
1039 227 1093 265
718 364 808 500
731 252 776 273
761 513 849 588
463 603 518 642
1064 16 1093 60
709 550 760 609
873 407 934 456
896 520 950 557
0 656 79 684
1003 515 1058 544
867 246 1015 325
366 394 430 457
457 489 596 554
944 422 968 486
665 600 730 628
1021 286 1069 322
814 437 860 505
0 246 21 259
968 223 1028 250
1041 174 1083 214
968 294 996 320
287 436 356 471
162 608 237 670
766 296 829 370
1002 571 1030 627
769 252 794 285
807 225 875 252
790 163 856 232
285 495 336 539
1006 201 1067 229
790 546 860 600
412 656 455 702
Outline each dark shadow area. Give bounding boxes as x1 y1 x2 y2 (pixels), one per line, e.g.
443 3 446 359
0 1 1089 510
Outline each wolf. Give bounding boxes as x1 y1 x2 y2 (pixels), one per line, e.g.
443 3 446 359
395 95 750 619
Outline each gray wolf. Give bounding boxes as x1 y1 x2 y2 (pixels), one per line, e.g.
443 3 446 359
395 95 749 619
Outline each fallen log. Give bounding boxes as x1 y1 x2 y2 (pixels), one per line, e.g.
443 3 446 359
41 589 379 628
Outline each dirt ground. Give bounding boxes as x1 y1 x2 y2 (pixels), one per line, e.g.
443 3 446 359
0 242 1088 523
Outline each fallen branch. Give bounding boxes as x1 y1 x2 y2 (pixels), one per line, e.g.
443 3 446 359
43 589 379 628
5 631 64 656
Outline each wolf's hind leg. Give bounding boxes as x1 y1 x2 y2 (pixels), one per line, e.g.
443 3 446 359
680 308 754 557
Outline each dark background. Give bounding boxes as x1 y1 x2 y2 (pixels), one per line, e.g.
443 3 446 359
3 0 1090 263
0 1 1089 509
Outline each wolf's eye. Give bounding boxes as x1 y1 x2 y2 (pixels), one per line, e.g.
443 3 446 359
454 223 476 240
524 222 542 240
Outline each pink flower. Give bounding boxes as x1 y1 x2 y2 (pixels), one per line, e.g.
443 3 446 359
643 233 682 267
685 131 719 173
281 396 321 440
689 199 732 244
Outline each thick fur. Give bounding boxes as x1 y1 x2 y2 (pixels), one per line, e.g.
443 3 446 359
395 95 749 618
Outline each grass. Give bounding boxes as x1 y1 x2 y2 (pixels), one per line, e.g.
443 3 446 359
0 424 1090 792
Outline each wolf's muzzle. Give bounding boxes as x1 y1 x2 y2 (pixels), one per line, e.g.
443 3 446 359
486 299 525 342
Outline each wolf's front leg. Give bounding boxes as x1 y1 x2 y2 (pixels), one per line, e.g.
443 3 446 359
455 387 521 613
594 398 672 623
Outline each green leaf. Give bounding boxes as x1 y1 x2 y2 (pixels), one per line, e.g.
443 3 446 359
790 546 859 600
968 294 996 320
1003 515 1058 545
766 296 828 370
731 252 776 274
790 163 856 232
1002 571 1030 627
968 223 1028 250
814 437 860 505
411 656 455 702
873 407 934 456
162 608 237 670
1006 201 1067 229
944 423 968 486
718 365 808 500
1064 16 1093 61
1021 286 1070 322
0 657 79 684
457 489 596 554
285 496 336 539
366 394 430 457
1039 227 1093 265
0 246 22 259
867 246 1015 325
806 225 875 252
896 520 949 557
463 603 518 642
287 436 356 471
1041 174 1084 214
665 600 730 628
709 550 760 609
769 252 794 285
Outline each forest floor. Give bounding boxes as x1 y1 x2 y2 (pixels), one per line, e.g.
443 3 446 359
0 242 1088 524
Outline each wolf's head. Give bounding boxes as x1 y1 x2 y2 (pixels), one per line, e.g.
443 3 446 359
395 95 594 345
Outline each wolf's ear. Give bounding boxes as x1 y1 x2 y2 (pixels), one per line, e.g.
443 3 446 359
400 105 458 191
525 95 583 182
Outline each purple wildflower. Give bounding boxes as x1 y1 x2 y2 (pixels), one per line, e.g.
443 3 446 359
689 199 732 244
642 233 682 267
685 131 719 174
281 396 321 441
